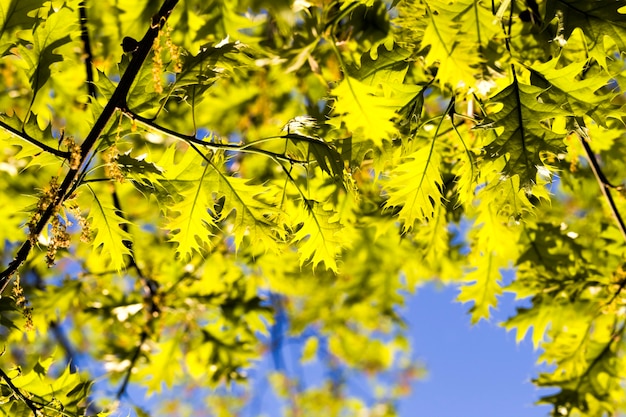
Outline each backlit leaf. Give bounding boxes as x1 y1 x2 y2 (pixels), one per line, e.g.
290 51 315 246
383 144 444 232
477 77 568 188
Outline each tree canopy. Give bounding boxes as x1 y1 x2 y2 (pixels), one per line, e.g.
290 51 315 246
1 0 626 416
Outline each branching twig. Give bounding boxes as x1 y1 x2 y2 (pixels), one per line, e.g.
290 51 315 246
0 367 41 415
110 191 160 400
0 120 70 159
121 109 316 166
0 0 180 293
116 330 149 400
80 0 159 320
575 117 626 243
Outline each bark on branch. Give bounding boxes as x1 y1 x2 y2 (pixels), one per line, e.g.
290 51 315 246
0 0 180 293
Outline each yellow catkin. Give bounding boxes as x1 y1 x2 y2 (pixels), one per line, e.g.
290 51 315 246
152 31 164 94
63 136 82 170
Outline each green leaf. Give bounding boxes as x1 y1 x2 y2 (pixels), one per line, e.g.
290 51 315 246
141 336 184 394
209 171 282 251
477 77 568 188
292 201 343 272
383 144 444 232
0 0 42 55
116 152 165 177
282 132 345 180
15 6 78 103
332 76 401 147
544 0 626 65
0 113 64 168
458 0 501 49
350 44 411 84
418 0 483 88
172 41 250 101
301 336 318 364
85 188 132 271
530 57 624 126
166 161 218 260
457 252 503 324
0 297 21 331
160 144 281 258
7 358 91 416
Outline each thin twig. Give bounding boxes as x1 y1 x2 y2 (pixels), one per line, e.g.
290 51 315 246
0 367 41 415
575 117 626 243
121 109 315 166
0 0 180 293
110 188 159 399
0 120 70 159
116 331 148 400
110 190 160 317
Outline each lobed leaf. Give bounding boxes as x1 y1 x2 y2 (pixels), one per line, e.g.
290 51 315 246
85 189 132 272
477 77 568 188
292 200 343 272
383 144 444 233
544 0 626 66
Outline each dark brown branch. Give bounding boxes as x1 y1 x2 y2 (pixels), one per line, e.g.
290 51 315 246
0 0 180 293
575 117 626 243
79 1 97 99
81 0 158 318
0 120 70 159
0 367 41 415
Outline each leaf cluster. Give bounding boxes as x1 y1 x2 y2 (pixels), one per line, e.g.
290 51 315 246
1 0 626 416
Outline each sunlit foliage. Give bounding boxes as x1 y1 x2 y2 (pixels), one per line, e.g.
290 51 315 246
1 0 626 416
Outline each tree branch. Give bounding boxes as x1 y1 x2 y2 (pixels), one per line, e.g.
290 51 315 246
0 0 180 293
121 109 316 166
110 187 160 400
575 117 626 243
0 367 41 415
0 120 70 159
79 0 97 99
116 330 148 400
80 0 159 319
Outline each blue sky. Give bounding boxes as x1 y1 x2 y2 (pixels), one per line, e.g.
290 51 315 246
400 284 553 417
234 280 556 417
109 276 556 417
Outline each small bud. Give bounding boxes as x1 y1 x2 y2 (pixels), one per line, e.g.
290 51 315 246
122 36 139 53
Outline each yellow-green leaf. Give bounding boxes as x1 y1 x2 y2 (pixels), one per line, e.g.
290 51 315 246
292 201 343 272
383 145 443 232
86 189 132 272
